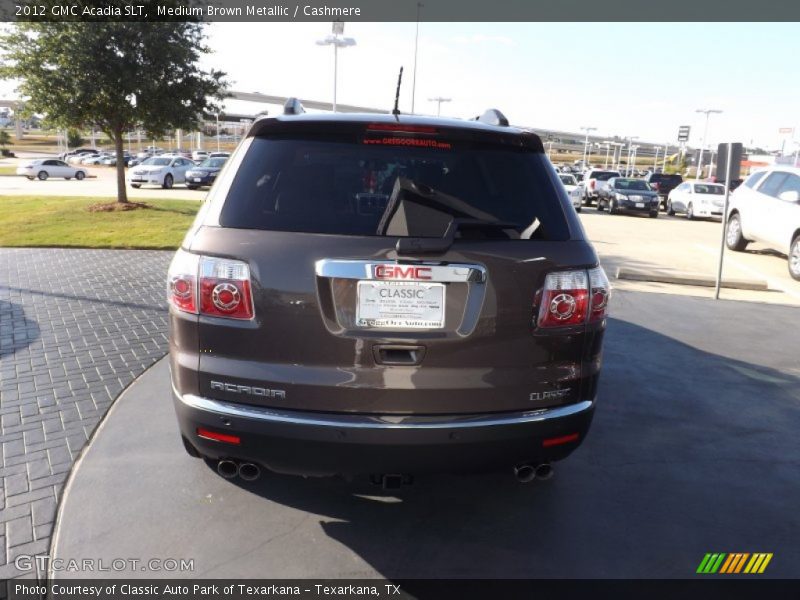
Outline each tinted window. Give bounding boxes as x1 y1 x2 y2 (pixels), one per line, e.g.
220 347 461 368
758 172 789 198
142 158 171 166
200 158 227 168
777 173 800 196
693 184 724 195
744 171 766 188
220 137 570 241
591 171 619 181
559 174 576 185
615 179 649 191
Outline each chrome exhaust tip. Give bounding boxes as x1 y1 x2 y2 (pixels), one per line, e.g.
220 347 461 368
238 462 261 481
217 459 238 479
535 463 554 481
513 464 536 483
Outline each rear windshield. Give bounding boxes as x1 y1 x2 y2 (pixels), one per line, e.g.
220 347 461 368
219 136 570 240
591 171 619 181
615 179 649 191
651 174 682 183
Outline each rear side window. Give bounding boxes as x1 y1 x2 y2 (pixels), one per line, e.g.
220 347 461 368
219 136 571 241
744 171 767 189
758 172 789 198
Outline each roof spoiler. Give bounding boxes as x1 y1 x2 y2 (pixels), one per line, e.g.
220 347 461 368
474 109 509 127
283 97 306 115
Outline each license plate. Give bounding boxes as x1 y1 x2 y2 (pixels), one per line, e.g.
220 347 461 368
356 281 445 329
193 178 201 182
635 202 645 208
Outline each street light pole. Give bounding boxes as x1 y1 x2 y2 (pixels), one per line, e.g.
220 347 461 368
603 142 611 169
625 137 638 176
411 2 423 114
695 108 722 180
580 126 597 169
316 24 357 113
215 113 220 153
428 96 451 116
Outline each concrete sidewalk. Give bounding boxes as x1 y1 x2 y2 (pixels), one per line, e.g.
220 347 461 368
50 290 800 579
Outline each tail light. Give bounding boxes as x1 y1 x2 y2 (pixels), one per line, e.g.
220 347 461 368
167 249 199 313
167 250 254 320
199 257 254 320
589 180 596 190
536 267 610 329
588 266 610 322
651 182 660 191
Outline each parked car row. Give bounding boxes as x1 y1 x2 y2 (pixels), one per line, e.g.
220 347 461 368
127 154 229 189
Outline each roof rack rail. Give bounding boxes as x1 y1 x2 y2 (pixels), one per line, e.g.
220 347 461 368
283 97 305 115
474 109 509 127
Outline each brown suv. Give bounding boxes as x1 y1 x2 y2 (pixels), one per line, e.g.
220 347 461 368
167 102 609 487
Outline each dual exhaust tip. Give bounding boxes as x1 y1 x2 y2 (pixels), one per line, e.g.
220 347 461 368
217 459 261 481
514 463 553 483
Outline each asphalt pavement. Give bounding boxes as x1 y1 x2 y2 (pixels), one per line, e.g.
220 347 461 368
50 290 800 579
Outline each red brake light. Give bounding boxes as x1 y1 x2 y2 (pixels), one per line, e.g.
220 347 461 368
543 433 580 447
167 251 254 320
167 249 199 314
588 266 610 323
537 271 589 328
589 180 596 190
367 123 438 134
535 267 610 329
199 257 254 320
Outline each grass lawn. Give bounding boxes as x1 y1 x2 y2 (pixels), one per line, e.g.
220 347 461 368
0 166 17 176
0 196 201 249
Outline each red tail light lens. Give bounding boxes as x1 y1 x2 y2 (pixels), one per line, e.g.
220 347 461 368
589 180 596 190
199 257 254 320
167 249 199 314
167 251 254 320
537 270 589 328
536 267 610 329
588 266 610 322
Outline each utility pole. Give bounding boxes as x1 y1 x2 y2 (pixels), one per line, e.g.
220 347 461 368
428 96 451 116
695 108 722 180
580 126 597 169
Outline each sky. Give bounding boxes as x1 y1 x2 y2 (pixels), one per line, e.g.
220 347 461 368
2 22 798 150
201 22 800 150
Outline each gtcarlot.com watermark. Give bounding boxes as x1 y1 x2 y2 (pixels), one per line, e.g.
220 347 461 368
15 554 195 573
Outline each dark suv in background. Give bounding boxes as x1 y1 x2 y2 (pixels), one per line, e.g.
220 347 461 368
644 172 683 210
167 102 609 487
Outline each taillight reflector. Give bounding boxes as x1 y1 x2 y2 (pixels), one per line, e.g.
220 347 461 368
542 433 580 448
197 428 240 445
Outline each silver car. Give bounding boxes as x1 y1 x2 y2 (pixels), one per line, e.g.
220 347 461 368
726 167 800 280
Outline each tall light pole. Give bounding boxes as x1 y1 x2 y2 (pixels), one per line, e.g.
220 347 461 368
316 23 357 113
580 126 597 169
653 145 660 172
625 136 638 175
631 145 640 174
695 108 722 180
428 96 451 116
602 141 612 169
411 2 423 114
215 112 220 152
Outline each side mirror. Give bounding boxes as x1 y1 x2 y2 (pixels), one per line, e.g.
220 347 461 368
778 190 800 202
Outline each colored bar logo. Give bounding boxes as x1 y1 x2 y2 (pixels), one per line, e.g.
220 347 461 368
697 553 772 574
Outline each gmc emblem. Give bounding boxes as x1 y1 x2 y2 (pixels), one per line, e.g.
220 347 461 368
374 265 432 280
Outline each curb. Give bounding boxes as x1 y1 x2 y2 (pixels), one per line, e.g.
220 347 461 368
616 267 769 291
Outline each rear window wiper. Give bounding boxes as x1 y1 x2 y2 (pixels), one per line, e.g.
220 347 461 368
396 218 523 255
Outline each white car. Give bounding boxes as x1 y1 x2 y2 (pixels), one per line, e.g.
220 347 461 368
726 167 800 280
16 159 88 181
192 150 209 161
81 153 114 165
127 156 195 189
666 182 726 220
67 152 97 164
558 173 581 212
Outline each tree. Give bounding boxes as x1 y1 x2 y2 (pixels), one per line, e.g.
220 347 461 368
0 6 227 203
67 129 84 149
0 130 10 149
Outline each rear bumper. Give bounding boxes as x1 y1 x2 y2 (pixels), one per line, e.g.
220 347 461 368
172 388 595 476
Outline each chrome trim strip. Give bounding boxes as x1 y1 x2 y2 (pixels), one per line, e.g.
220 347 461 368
315 259 486 283
175 388 592 430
